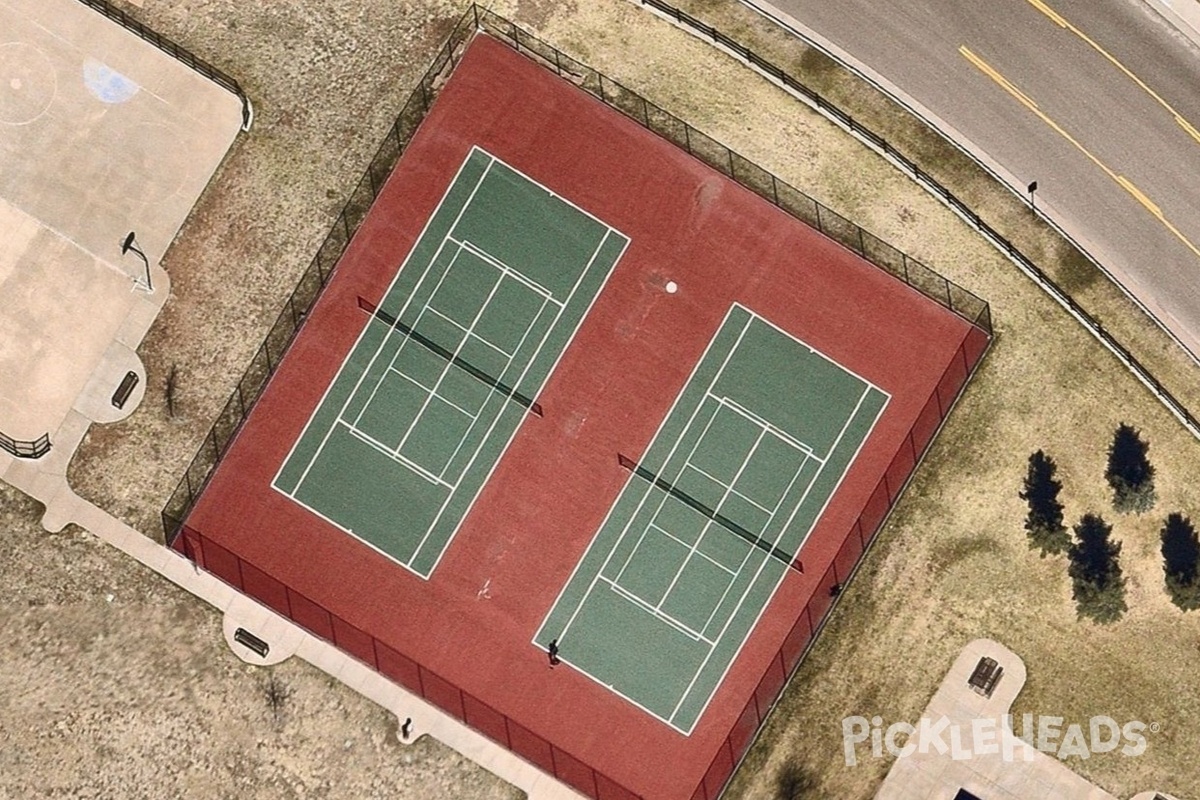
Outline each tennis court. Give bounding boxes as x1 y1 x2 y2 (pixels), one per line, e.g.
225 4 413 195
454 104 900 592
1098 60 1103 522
273 146 628 577
536 305 888 733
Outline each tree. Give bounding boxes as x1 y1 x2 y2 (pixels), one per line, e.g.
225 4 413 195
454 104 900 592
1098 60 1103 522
1161 513 1200 611
1067 513 1127 623
1019 450 1069 556
1105 423 1155 513
775 763 817 799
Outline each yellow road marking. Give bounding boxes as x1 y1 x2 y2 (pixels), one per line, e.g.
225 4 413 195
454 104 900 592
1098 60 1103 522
959 45 1200 259
1027 0 1200 144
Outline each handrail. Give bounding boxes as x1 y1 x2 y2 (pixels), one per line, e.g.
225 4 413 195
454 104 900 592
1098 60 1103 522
0 430 51 459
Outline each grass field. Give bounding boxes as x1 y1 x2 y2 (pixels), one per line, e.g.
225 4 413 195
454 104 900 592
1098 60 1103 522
51 0 1200 798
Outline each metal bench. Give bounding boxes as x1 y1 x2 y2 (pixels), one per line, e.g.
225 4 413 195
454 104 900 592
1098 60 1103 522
967 656 1003 698
233 627 269 658
111 370 139 409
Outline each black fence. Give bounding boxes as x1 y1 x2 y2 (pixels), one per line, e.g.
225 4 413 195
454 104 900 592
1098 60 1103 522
638 0 1200 438
0 431 51 459
161 6 996 800
74 0 252 129
475 6 991 337
160 6 480 547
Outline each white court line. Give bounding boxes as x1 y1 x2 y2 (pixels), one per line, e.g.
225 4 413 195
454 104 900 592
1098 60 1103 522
712 394 818 461
424 307 515 359
451 236 560 304
655 425 768 615
533 305 750 649
435 287 554 483
610 397 724 589
281 154 495 500
351 242 469 432
601 577 712 644
342 422 452 488
536 303 889 734
386 366 481 422
392 260 507 456
742 305 889 399
360 231 552 486
548 309 755 653
696 451 814 638
413 217 629 576
413 226 621 566
667 381 886 730
683 463 772 515
649 523 737 577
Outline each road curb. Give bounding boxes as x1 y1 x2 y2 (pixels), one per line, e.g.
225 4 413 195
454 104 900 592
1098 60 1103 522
1144 0 1200 50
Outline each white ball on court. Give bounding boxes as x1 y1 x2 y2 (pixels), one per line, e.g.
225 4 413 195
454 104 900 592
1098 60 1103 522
665 280 678 294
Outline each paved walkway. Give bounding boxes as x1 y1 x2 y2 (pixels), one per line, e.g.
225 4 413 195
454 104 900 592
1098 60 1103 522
874 639 1177 800
1146 0 1200 48
0 2 582 798
0 448 584 800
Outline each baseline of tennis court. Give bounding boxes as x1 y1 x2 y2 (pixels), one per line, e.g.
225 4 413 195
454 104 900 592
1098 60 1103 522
273 146 628 578
536 304 888 733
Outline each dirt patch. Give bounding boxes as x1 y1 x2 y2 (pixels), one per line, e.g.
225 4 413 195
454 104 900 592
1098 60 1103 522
0 482 521 799
6 0 1200 798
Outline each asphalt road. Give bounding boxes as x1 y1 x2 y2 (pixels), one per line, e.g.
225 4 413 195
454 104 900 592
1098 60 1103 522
742 0 1200 360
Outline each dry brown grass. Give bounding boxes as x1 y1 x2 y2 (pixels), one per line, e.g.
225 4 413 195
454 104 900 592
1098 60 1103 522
0 480 521 799
34 0 1200 798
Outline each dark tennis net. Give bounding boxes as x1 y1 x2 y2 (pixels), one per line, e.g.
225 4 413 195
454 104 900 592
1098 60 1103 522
618 453 802 573
358 296 543 417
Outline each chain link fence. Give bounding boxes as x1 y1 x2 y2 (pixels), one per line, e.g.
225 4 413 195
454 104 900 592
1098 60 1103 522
160 6 480 546
162 7 995 799
75 0 253 129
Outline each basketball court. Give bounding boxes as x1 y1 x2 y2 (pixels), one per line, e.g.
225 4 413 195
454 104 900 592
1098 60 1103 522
0 0 242 452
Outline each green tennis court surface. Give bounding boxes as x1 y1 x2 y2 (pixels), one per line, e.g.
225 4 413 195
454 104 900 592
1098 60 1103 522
274 146 628 578
536 305 888 733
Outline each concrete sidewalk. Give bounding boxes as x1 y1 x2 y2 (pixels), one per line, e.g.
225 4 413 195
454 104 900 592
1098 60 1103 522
873 639 1179 800
1145 0 1200 48
0 453 584 800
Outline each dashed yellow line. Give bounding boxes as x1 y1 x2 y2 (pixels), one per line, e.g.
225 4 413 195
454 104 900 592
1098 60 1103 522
1026 0 1200 145
959 45 1200 258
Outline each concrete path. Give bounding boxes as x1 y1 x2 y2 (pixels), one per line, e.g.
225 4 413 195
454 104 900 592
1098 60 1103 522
874 639 1175 800
1 449 583 800
0 2 583 798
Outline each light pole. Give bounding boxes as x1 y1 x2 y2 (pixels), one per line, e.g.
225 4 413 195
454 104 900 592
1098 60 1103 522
121 231 152 293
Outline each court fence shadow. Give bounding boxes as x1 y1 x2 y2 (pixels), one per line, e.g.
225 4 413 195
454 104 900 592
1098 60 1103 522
161 5 993 800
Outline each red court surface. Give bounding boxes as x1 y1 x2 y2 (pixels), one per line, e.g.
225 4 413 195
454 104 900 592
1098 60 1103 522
180 33 988 800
